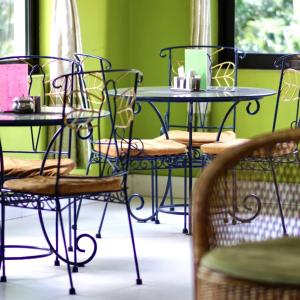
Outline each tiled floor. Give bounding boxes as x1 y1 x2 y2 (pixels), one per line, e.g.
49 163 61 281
0 201 193 300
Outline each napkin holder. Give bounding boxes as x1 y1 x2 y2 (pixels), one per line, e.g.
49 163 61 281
172 66 201 92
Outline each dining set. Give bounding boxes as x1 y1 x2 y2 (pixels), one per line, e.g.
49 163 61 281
0 45 298 295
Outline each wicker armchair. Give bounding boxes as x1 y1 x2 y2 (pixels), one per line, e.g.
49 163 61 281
192 128 300 299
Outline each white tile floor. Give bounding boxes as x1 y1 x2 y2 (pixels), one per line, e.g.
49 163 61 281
0 201 193 300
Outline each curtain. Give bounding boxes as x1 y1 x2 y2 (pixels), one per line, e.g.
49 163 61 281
190 0 211 45
49 0 88 168
50 0 82 76
190 0 212 120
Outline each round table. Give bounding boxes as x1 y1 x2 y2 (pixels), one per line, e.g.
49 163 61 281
0 110 110 155
133 86 276 233
0 110 108 126
122 86 276 141
133 86 275 102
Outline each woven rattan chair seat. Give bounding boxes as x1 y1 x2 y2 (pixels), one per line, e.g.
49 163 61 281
158 130 236 147
3 175 122 196
3 156 75 177
200 138 296 156
94 139 187 157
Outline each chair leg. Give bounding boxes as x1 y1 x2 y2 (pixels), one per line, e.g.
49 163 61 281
154 166 160 224
72 199 78 272
54 212 60 266
0 202 6 282
124 197 142 285
68 199 73 252
269 158 287 236
96 202 109 239
150 165 155 221
183 162 189 234
74 155 92 238
168 168 175 212
57 207 76 295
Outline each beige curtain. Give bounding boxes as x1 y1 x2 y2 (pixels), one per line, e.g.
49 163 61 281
191 0 211 45
190 0 211 117
49 0 88 168
50 0 82 75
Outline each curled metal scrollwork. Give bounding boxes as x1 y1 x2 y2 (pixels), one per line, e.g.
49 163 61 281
38 208 97 267
128 193 157 222
246 99 260 115
74 233 98 266
134 102 142 115
226 193 262 224
76 122 93 140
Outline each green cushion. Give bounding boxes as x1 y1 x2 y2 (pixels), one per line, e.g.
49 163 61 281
201 237 300 285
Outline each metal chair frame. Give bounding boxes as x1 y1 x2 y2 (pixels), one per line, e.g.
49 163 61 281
0 68 143 294
0 55 82 157
74 54 190 234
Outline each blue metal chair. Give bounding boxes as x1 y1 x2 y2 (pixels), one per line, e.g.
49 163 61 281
198 54 300 240
0 55 82 178
74 54 190 234
0 68 143 294
200 53 300 156
159 45 245 161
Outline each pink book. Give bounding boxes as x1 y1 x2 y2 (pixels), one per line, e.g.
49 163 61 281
0 64 29 112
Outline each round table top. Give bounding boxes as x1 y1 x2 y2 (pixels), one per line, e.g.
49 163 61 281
131 86 276 103
0 110 110 127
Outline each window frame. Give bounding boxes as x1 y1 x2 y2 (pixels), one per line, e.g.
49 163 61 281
218 0 284 69
0 0 39 59
27 0 39 55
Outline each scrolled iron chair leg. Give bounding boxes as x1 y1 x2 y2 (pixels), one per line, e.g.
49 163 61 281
125 199 142 285
54 212 60 266
0 202 7 282
72 198 78 273
96 202 109 239
57 208 76 295
154 166 160 225
183 162 189 234
68 199 74 252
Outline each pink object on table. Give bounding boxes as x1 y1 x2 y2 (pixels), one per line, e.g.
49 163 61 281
0 64 28 112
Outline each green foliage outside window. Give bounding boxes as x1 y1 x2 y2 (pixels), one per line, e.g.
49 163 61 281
235 0 300 53
0 0 13 56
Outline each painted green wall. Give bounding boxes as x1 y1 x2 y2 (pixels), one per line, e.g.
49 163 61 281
7 1 287 159
0 0 290 177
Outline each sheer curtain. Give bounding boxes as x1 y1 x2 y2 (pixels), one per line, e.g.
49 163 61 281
50 0 82 77
50 0 88 168
190 0 211 45
190 0 212 120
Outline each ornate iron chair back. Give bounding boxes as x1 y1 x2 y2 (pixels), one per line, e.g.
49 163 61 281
0 55 81 157
273 54 300 132
0 68 143 294
160 45 245 133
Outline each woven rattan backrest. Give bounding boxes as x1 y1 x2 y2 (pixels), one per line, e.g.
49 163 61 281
159 45 245 133
192 128 300 267
52 68 143 181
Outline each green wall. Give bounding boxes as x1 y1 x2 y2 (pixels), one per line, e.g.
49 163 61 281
37 0 290 145
0 0 287 158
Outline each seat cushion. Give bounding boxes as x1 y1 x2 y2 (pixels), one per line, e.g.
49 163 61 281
158 130 236 147
3 156 75 177
200 138 249 155
201 139 296 156
3 175 122 196
94 139 187 157
201 237 300 285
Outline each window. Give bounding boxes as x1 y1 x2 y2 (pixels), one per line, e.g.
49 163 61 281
219 0 300 69
0 0 38 56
